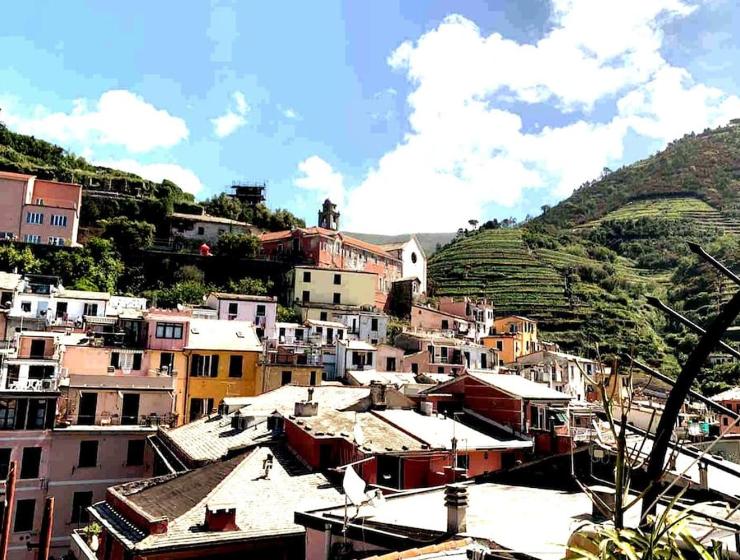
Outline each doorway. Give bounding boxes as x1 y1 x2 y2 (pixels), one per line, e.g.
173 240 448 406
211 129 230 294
121 394 140 425
78 393 98 425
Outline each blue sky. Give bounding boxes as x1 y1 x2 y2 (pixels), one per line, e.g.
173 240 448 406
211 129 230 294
1 1 739 233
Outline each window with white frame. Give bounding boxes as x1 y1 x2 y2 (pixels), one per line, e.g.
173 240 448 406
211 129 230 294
50 215 68 227
48 237 65 246
26 212 43 225
23 234 41 244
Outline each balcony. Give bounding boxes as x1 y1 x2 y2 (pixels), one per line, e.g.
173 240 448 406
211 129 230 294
64 412 178 428
262 350 322 366
69 529 99 560
1 376 60 392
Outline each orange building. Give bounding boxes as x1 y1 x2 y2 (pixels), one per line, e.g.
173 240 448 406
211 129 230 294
482 315 540 365
713 388 740 435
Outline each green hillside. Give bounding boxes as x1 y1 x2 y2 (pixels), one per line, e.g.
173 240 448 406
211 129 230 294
430 122 740 387
343 232 456 256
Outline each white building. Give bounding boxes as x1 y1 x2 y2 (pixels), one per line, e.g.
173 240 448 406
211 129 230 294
205 292 277 339
170 212 257 246
514 350 600 402
381 236 427 294
336 339 377 379
107 295 147 316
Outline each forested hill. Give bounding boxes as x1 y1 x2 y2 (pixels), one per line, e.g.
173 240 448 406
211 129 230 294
429 121 740 392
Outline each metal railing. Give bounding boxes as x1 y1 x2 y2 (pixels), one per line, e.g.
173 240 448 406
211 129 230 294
68 412 178 428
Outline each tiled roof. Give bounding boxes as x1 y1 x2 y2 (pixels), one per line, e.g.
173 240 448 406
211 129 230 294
110 445 342 553
289 409 424 454
161 385 373 463
184 318 262 351
260 227 400 260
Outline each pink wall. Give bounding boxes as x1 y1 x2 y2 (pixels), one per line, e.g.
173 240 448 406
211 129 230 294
410 306 467 332
19 204 78 245
18 336 55 358
0 175 28 236
30 180 82 210
145 315 189 351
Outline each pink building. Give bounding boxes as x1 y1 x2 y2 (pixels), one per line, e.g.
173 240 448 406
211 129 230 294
409 304 471 338
0 171 82 246
713 388 740 436
205 292 277 339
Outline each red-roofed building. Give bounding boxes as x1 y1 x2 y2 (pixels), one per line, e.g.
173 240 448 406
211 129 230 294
261 226 402 309
0 171 82 246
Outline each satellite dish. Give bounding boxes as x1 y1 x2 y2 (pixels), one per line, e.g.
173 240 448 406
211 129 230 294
176 304 184 311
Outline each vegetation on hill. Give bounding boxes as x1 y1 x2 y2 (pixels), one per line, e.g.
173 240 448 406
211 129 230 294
430 122 740 391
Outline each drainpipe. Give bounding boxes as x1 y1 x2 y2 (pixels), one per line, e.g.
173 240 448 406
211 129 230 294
183 351 191 422
36 497 54 560
0 461 17 560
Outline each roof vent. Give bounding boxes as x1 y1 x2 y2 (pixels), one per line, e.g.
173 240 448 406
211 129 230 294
230 410 250 431
294 400 319 417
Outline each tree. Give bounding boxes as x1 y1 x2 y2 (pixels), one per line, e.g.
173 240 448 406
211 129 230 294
0 244 40 273
540 204 551 215
228 277 272 295
203 193 242 221
43 238 123 292
148 280 211 308
468 219 479 229
100 217 155 255
277 304 301 323
174 265 205 284
215 232 260 257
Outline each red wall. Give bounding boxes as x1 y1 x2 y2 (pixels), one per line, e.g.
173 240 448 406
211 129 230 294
462 378 522 430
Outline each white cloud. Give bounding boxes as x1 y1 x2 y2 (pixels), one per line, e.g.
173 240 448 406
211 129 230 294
283 107 299 119
294 156 345 206
211 91 250 138
333 1 740 233
94 158 204 195
2 90 188 153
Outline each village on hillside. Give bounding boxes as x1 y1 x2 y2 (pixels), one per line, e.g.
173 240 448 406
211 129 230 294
0 168 738 560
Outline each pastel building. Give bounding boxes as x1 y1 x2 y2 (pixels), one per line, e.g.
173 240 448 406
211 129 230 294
380 236 427 294
482 316 540 365
261 223 402 309
438 297 495 341
713 388 740 435
288 266 376 310
205 292 277 339
0 171 82 246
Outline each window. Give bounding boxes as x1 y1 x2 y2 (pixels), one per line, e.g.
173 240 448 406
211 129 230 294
281 371 292 385
78 440 98 468
496 340 503 351
333 293 341 304
303 271 311 282
189 397 214 422
302 290 310 303
456 454 469 471
20 301 32 313
111 352 142 371
14 499 35 532
481 353 487 369
0 399 17 429
0 449 10 478
197 226 205 235
227 302 238 319
256 304 266 317
295 329 304 341
83 303 99 316
126 440 145 466
26 212 43 225
35 198 44 205
191 354 219 377
159 352 175 372
156 322 183 339
333 274 341 285
438 366 445 373
386 357 396 371
50 215 68 227
411 363 418 374
20 447 41 479
48 237 65 246
371 318 378 331
319 312 328 321
228 355 243 378
23 234 40 244
71 492 93 524
411 252 417 263
441 320 449 330
310 371 317 385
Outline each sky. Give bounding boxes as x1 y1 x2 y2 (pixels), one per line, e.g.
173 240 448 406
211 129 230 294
1 0 739 234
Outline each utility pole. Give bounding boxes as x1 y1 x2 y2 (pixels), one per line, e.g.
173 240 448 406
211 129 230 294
0 462 17 560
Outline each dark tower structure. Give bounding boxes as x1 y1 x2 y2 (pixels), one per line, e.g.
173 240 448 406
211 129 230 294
318 199 340 230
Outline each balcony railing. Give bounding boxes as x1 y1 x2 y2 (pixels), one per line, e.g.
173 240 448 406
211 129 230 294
1 377 60 391
66 412 178 428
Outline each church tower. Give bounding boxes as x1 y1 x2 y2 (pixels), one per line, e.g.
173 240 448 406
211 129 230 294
318 199 340 230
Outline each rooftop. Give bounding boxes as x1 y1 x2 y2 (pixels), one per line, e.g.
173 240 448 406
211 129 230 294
58 289 111 301
712 387 740 402
170 212 250 227
261 227 401 261
92 444 342 553
0 271 22 292
184 319 262 352
208 292 276 303
347 370 417 387
374 409 532 451
306 319 346 329
466 371 572 401
341 340 377 351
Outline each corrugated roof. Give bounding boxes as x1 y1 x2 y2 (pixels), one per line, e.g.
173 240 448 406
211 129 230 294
467 370 572 400
184 319 262 351
208 292 276 302
375 409 532 451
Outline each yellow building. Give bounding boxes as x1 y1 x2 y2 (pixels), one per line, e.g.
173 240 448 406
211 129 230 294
482 315 539 365
182 318 263 422
288 266 376 309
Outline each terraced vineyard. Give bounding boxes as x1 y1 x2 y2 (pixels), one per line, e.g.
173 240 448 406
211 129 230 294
429 228 575 318
576 196 740 235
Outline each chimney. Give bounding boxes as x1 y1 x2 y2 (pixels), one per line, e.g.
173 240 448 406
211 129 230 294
294 400 319 417
204 502 239 532
307 387 315 402
698 460 708 490
444 484 468 534
369 382 388 410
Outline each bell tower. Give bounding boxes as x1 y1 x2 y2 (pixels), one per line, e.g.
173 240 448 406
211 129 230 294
318 199 340 230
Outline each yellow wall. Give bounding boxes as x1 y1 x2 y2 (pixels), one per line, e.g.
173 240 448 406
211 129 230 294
290 267 375 308
257 364 322 393
482 335 517 364
183 350 260 421
147 349 188 425
489 317 539 362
